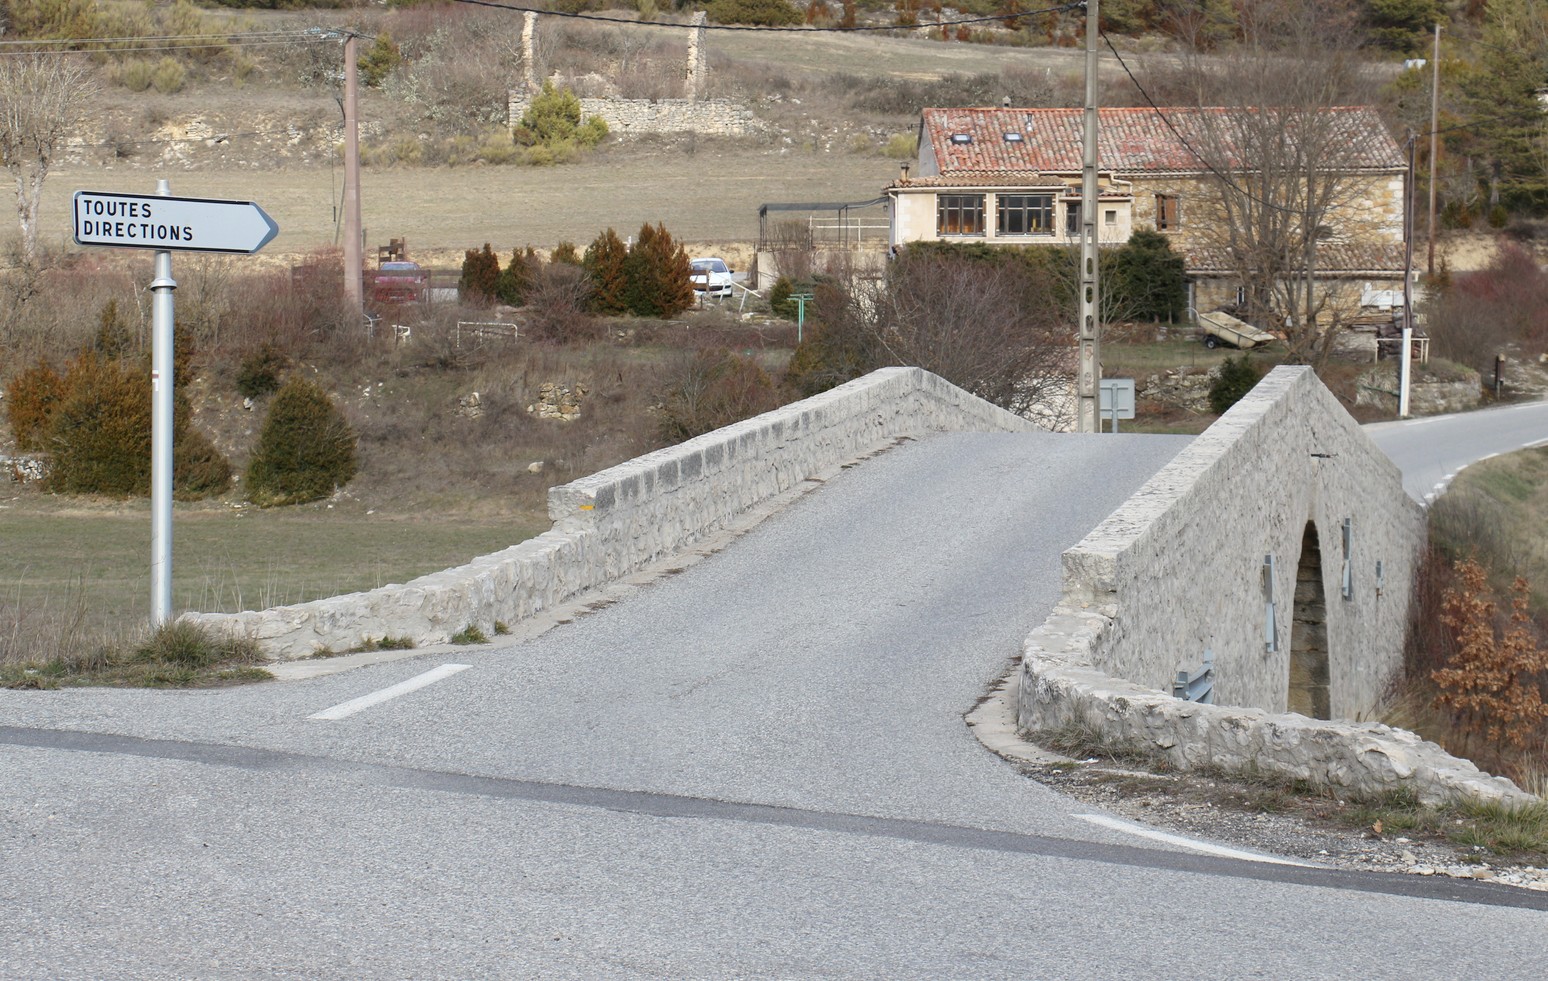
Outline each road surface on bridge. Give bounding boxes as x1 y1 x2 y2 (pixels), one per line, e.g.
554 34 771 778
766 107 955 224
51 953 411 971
1366 398 1548 503
4 431 1545 978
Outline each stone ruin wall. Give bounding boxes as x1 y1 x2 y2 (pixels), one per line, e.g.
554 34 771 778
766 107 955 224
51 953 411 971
507 95 761 137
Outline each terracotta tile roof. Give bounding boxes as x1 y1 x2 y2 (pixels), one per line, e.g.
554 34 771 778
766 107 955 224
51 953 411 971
887 174 1126 193
921 107 1404 175
1182 242 1408 275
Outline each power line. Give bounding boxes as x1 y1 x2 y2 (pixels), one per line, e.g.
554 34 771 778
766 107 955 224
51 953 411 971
450 0 1083 32
1100 32 1389 218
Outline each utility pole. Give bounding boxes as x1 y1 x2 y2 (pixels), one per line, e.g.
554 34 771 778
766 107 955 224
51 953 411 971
1427 22 1440 278
1402 134 1415 419
1078 0 1101 433
343 31 362 313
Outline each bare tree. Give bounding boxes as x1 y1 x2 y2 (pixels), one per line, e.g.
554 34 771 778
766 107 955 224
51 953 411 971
0 53 96 267
802 249 1076 427
1164 0 1385 366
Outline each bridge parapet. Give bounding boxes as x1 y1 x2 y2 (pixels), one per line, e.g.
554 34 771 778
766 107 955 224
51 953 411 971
1016 366 1532 805
184 368 1035 658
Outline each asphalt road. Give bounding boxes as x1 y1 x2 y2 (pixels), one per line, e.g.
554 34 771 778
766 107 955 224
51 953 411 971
1365 398 1548 503
4 430 1547 979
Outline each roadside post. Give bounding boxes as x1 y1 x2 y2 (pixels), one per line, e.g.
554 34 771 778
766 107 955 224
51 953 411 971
1098 377 1135 434
72 183 279 627
792 292 813 344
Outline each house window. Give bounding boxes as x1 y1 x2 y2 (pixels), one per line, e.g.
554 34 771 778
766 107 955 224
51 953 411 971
1105 209 1118 227
1156 194 1181 230
1065 202 1081 236
998 194 1055 235
937 194 985 236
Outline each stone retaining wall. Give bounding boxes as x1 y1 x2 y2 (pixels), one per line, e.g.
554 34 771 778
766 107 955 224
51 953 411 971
507 96 760 136
1016 366 1531 805
183 368 1034 659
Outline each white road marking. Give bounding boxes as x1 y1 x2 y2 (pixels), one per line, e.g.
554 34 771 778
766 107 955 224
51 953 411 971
1075 813 1313 867
308 663 472 721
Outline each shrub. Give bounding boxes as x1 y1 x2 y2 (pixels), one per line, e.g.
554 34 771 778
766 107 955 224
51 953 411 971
525 264 599 344
358 32 401 88
117 59 155 92
1108 230 1187 323
623 222 693 318
582 228 630 314
1208 355 1262 415
883 133 916 159
550 241 581 266
245 378 358 507
235 342 286 399
513 81 607 152
151 57 186 95
658 349 783 442
497 246 541 307
769 276 813 320
45 352 152 496
1433 558 1548 750
460 243 501 306
94 300 135 359
706 0 802 25
4 361 63 453
42 350 232 499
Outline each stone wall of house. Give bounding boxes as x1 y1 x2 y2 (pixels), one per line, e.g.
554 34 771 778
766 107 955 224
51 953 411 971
1014 366 1530 805
183 368 1036 658
508 95 760 136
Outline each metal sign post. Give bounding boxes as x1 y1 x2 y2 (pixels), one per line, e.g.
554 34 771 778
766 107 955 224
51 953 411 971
73 184 278 627
149 181 176 625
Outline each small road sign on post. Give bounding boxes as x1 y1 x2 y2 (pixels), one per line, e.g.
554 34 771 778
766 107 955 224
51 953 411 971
73 184 278 628
73 191 278 255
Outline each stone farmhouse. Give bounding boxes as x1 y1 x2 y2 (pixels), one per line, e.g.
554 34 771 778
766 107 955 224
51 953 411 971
886 106 1409 321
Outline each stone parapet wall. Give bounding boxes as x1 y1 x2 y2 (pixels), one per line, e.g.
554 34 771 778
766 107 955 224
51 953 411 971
184 368 1035 659
1013 367 1531 804
1060 366 1423 717
508 95 760 136
1017 602 1531 806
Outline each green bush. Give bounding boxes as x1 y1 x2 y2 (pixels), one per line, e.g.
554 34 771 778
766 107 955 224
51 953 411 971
550 241 581 266
513 81 608 153
42 351 232 500
151 57 185 95
117 59 155 92
358 32 401 88
497 246 541 307
4 361 63 453
707 0 801 25
1208 355 1263 415
235 343 287 399
623 222 694 318
45 352 152 496
582 228 630 314
460 243 501 306
1108 230 1187 323
245 378 358 507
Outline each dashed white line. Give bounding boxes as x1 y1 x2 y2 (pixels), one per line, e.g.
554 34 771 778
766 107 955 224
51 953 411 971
1075 813 1314 867
308 663 472 721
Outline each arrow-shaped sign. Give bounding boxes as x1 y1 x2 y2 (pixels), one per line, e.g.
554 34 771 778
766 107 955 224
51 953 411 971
73 190 279 255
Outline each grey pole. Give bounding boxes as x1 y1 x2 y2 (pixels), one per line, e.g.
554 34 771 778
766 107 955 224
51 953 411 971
1078 0 1101 433
150 179 177 626
343 31 363 314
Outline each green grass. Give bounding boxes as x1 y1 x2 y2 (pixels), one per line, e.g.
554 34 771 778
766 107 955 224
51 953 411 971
0 620 271 690
449 624 489 645
0 500 546 666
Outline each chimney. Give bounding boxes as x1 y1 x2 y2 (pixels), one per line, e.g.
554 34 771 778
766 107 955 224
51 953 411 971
900 163 910 183
1003 96 1011 108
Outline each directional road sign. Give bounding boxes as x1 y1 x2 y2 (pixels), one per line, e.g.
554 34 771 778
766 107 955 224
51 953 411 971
73 190 279 254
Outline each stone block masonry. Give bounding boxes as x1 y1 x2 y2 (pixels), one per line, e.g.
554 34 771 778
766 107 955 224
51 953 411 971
183 368 1035 659
1015 366 1532 805
507 96 761 137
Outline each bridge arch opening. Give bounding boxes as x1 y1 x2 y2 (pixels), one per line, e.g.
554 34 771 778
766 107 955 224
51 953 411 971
1288 522 1331 719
